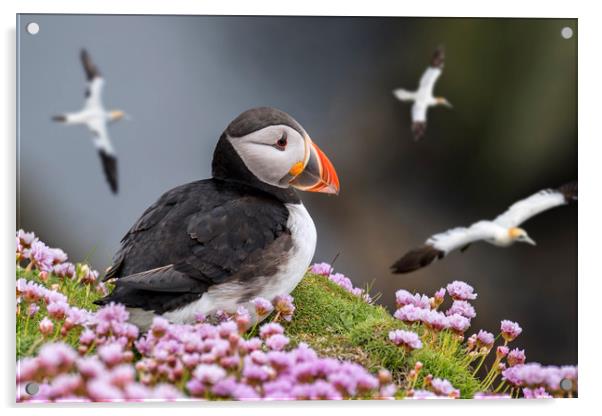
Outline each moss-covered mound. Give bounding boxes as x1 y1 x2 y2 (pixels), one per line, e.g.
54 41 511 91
288 273 480 397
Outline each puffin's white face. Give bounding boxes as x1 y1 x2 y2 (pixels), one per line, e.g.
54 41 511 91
228 124 315 189
222 108 339 194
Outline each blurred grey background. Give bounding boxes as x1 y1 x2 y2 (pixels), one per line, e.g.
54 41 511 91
17 15 577 365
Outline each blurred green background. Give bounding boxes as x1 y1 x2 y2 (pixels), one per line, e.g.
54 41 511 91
17 16 577 365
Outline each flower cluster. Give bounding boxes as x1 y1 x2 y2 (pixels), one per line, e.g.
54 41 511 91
16 276 135 351
388 329 422 351
502 363 577 395
18 311 397 401
310 262 372 303
392 284 476 336
17 342 182 401
403 363 460 399
390 283 577 398
16 230 107 295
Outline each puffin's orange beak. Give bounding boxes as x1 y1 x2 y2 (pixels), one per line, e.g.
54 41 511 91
289 137 340 195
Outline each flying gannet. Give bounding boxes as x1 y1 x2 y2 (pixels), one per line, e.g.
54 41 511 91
52 49 128 194
391 181 577 274
393 45 452 141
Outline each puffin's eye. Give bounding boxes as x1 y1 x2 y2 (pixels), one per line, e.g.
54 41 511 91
275 133 288 150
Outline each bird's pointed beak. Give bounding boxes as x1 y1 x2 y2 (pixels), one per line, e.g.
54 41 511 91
443 100 453 109
123 113 132 121
524 236 536 246
289 137 340 195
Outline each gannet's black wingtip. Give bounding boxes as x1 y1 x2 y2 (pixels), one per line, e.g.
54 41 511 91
431 45 445 68
80 48 101 81
412 122 427 141
391 244 444 274
558 181 577 202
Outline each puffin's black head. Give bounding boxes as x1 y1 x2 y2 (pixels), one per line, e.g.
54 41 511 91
212 107 339 195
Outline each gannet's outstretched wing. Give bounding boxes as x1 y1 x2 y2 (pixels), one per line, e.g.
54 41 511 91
89 120 118 194
391 221 494 274
417 46 445 96
493 182 577 228
393 89 415 102
81 49 105 110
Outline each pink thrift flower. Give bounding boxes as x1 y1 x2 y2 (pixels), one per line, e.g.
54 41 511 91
109 364 135 387
235 306 251 332
393 304 425 323
53 262 75 279
447 313 470 334
422 310 449 331
497 345 509 359
431 287 446 308
98 343 124 367
50 248 68 265
446 280 477 301
150 316 170 337
37 342 77 374
76 357 105 379
395 289 431 309
266 334 290 351
87 378 124 401
251 297 273 317
47 301 69 320
407 389 438 399
193 364 227 385
388 329 423 350
500 320 522 342
476 330 495 349
274 294 295 321
523 387 552 399
29 240 54 272
27 303 40 317
259 322 284 339
17 230 37 247
507 348 526 367
430 378 460 398
39 316 54 336
446 300 476 319
310 262 333 276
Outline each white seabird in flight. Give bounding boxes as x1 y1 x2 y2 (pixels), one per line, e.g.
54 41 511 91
391 181 577 274
53 49 128 194
393 45 452 141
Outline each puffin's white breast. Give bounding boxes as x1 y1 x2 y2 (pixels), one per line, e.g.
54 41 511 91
157 202 316 327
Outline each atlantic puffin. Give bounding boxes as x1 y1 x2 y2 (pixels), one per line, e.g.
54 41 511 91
52 49 129 194
95 107 339 329
391 181 577 274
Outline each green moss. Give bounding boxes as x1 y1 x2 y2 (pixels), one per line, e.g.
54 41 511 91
288 273 481 398
16 266 105 358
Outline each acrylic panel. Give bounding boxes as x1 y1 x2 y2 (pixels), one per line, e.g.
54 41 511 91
16 14 577 402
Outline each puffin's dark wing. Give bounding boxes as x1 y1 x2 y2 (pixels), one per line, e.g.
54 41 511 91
80 49 101 81
111 265 202 293
96 180 290 313
98 150 118 194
